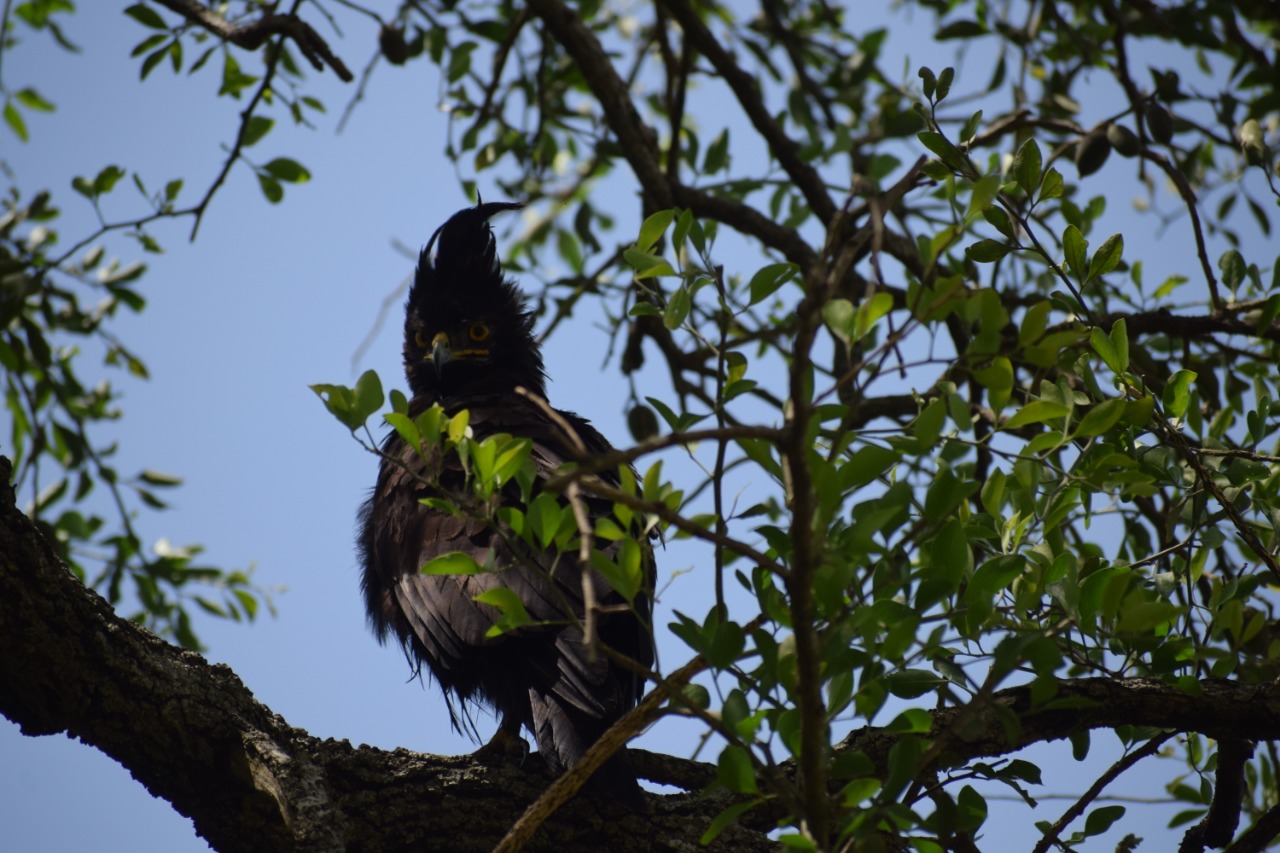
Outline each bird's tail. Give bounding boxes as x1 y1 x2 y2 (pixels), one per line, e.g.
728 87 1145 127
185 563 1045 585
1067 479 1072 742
422 201 524 279
528 691 647 812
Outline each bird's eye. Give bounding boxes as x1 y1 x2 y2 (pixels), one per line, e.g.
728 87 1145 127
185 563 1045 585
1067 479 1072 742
468 322 491 342
414 330 428 348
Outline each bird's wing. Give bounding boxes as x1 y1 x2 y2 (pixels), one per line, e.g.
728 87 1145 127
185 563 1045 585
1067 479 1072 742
368 395 650 718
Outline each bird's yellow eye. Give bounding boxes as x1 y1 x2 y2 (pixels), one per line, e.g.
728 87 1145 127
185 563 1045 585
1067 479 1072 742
468 322 491 342
414 330 428 348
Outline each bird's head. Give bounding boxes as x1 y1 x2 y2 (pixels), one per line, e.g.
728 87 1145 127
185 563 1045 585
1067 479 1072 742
403 202 546 398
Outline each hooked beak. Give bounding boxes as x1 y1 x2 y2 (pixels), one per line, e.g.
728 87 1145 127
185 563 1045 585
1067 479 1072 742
429 331 451 380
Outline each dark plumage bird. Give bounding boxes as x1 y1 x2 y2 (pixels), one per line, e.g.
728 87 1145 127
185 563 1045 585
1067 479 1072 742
358 202 654 809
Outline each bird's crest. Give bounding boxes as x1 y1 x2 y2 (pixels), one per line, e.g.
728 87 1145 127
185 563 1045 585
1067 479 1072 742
415 201 524 293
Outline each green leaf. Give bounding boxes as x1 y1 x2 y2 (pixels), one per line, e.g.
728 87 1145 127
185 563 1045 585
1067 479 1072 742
1063 225 1087 280
263 157 310 183
353 369 384 422
419 548 483 573
1219 249 1245 291
1163 369 1197 418
311 383 360 431
967 239 1012 263
526 492 564 549
966 174 1001 218
622 247 676 279
918 66 936 100
1039 168 1064 201
822 298 855 344
241 115 274 148
1004 400 1070 430
983 206 1015 239
1014 139 1041 195
1109 318 1129 373
703 128 730 174
637 209 675 252
854 292 894 340
15 87 55 112
218 54 259 97
715 745 759 794
138 469 182 487
125 4 168 29
474 587 532 637
1088 233 1124 281
4 100 29 142
1083 805 1126 837
93 165 126 195
747 262 799 305
918 130 966 173
664 284 692 329
974 357 1014 412
1090 327 1119 373
1074 398 1126 438
446 41 477 83
257 174 283 203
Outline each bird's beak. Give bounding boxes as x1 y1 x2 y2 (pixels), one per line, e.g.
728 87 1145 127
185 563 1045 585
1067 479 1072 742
430 331 451 379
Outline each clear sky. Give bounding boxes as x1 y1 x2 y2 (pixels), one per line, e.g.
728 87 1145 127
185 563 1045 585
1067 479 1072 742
1 3 1265 851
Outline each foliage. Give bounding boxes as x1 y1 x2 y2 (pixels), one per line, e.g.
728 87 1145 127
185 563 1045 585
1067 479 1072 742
7 0 1280 849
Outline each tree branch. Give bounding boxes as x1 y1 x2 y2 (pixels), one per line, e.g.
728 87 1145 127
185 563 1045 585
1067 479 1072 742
152 0 353 81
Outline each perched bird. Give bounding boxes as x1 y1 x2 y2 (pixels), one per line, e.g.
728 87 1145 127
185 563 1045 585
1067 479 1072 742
358 202 654 809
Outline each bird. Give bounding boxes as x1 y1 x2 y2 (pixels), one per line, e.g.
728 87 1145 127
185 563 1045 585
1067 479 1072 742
357 201 654 810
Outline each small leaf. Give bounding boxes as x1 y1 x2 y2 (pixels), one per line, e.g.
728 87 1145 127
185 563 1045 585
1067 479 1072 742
1039 168 1064 201
474 587 532 637
1088 233 1124 281
353 369 384 422
4 101 29 142
263 157 310 183
664 284 692 329
715 746 759 794
967 239 1012 263
1063 225 1087 280
257 174 283 203
966 174 1001 218
747 262 799 305
622 247 676 279
1004 400 1070 430
1083 805 1126 837
14 87 55 112
422 551 484 575
93 165 126 195
1014 139 1041 195
241 115 274 148
125 4 168 29
1163 369 1197 418
1090 327 1120 373
637 209 675 252
1109 318 1129 373
1074 398 1126 438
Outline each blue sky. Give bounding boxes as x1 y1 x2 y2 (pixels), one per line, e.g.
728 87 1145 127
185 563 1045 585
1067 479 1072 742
2 3 1269 850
